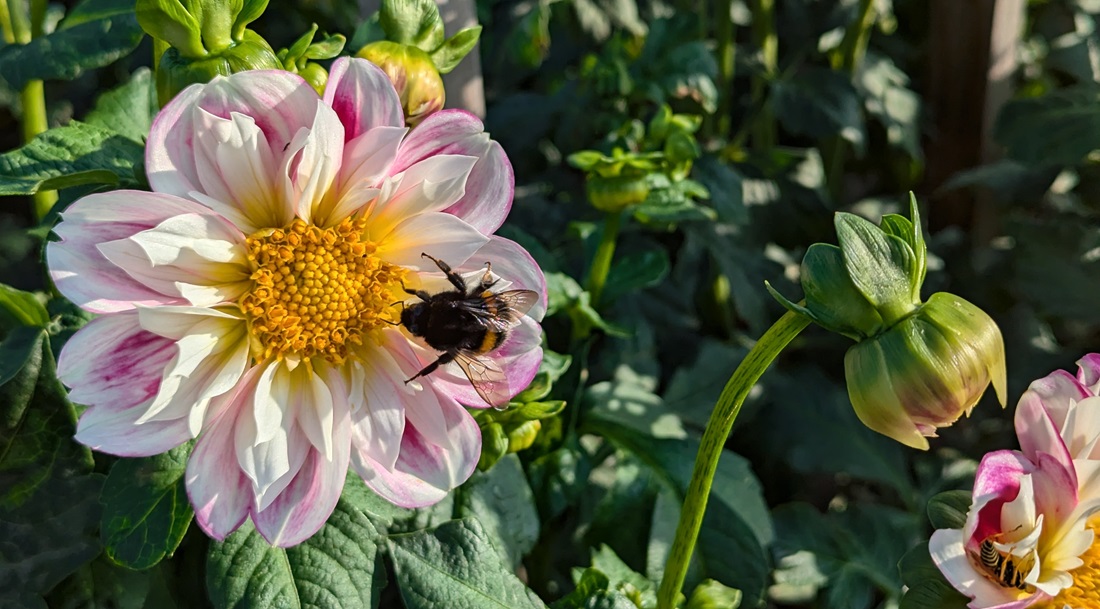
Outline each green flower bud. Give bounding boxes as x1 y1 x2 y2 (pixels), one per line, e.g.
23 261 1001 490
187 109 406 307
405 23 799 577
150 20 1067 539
357 41 445 127
844 292 1007 450
299 63 329 95
156 29 281 106
586 173 651 213
769 194 1007 449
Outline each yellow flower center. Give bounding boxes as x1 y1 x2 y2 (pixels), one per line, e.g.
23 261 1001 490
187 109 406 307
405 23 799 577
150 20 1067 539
239 217 406 363
1040 515 1100 609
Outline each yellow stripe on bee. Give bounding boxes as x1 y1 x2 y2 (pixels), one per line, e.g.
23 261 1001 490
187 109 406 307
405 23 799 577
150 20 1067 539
478 331 500 354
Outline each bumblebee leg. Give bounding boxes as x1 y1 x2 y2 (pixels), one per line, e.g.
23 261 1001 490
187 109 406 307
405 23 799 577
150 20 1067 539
405 352 456 384
422 252 467 292
478 262 500 291
400 280 433 302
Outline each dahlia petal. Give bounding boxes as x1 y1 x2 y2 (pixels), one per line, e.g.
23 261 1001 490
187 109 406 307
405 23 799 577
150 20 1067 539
323 57 404 141
149 70 322 200
236 361 309 511
1063 396 1100 460
293 362 343 460
47 192 219 313
1015 388 1075 476
1078 354 1100 394
57 312 175 410
1028 453 1077 526
348 348 408 471
136 306 250 435
353 387 480 508
968 450 1032 544
844 340 929 450
336 126 407 194
97 212 250 307
929 529 1037 609
369 155 477 236
392 109 514 234
75 401 191 457
284 100 345 225
376 212 488 270
253 430 350 548
383 333 455 450
463 236 547 320
190 109 287 232
187 378 254 541
1024 369 1089 432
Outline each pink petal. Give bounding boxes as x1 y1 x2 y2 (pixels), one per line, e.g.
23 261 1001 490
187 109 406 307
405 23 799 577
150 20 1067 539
392 109 514 234
323 57 404 141
148 70 321 202
1077 354 1100 395
252 406 351 548
1029 452 1079 526
1015 388 1074 479
75 401 191 458
57 312 175 410
969 450 1032 546
347 351 408 471
368 155 477 235
1022 369 1089 432
48 191 216 313
376 211 488 269
322 125 407 226
462 236 547 320
352 385 480 508
187 377 254 541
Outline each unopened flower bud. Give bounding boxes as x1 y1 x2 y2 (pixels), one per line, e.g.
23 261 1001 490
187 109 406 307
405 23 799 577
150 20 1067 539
357 41 445 127
586 174 651 213
844 292 1007 450
769 194 1007 449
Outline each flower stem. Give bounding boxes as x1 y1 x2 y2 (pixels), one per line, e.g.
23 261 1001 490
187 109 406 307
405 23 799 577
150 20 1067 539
5 0 55 220
656 309 811 609
748 0 776 151
586 210 622 310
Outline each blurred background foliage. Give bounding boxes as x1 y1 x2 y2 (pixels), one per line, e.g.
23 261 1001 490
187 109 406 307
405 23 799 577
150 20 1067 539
2 0 1100 608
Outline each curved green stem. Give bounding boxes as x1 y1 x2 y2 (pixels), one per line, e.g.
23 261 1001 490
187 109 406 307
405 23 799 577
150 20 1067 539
656 310 811 608
586 210 622 310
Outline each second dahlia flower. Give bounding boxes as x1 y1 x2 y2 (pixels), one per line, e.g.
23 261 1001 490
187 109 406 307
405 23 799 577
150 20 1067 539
48 57 546 547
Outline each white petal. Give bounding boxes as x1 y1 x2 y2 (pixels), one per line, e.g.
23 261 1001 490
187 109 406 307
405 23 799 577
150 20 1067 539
348 347 408 470
282 100 344 225
367 155 478 237
236 362 309 511
374 212 488 270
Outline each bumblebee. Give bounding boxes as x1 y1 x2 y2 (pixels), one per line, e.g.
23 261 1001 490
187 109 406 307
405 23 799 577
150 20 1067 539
399 253 538 407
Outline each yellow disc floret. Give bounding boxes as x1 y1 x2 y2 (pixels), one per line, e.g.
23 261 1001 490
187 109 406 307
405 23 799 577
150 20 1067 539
239 217 406 363
1040 515 1100 609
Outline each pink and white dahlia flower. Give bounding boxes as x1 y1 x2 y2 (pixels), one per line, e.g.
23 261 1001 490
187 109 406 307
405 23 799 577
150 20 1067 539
930 356 1100 608
48 57 546 547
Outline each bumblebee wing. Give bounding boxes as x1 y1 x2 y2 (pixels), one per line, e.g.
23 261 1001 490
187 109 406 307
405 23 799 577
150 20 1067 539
457 290 539 328
454 351 511 407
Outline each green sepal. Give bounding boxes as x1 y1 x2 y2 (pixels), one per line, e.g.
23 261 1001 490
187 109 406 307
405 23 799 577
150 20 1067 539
686 579 742 609
834 212 919 325
156 28 280 106
478 422 508 471
800 243 884 339
431 26 481 74
136 0 206 57
232 0 268 41
378 0 444 52
764 281 819 324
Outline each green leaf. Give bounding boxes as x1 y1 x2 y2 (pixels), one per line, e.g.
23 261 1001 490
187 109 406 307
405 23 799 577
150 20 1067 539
100 444 194 570
379 0 445 51
772 67 866 154
0 284 49 330
206 480 388 609
926 491 971 530
0 3 144 90
478 422 508 470
135 0 204 57
62 0 137 28
388 518 547 608
834 212 918 323
602 248 670 303
85 68 159 144
551 568 636 609
44 555 153 609
527 444 591 521
455 454 539 569
587 459 660 570
0 327 48 388
995 85 1100 166
590 544 657 607
856 52 921 159
432 26 481 74
0 121 146 195
0 332 102 604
